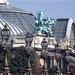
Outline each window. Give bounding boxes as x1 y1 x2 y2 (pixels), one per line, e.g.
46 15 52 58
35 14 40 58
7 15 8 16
48 38 50 45
48 39 54 45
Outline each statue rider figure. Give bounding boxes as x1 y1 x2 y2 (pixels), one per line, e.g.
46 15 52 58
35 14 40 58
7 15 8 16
34 11 56 37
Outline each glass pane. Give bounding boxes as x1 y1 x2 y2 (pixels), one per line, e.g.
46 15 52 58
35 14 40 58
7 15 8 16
3 31 7 36
7 31 10 36
2 31 10 36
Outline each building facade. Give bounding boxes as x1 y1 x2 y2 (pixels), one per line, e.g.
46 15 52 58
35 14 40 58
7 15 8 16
0 0 75 69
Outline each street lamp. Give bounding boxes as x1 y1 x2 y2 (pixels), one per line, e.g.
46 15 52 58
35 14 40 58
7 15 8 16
1 24 10 40
0 24 11 75
41 38 49 75
24 32 33 75
55 43 61 75
55 43 61 53
65 46 70 75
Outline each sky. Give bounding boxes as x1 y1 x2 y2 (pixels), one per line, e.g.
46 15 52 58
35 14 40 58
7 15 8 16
7 0 75 21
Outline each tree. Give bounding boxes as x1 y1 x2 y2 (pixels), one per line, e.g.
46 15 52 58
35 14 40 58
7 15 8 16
10 46 37 75
60 65 75 74
0 46 37 75
32 59 42 75
0 49 5 73
48 66 56 75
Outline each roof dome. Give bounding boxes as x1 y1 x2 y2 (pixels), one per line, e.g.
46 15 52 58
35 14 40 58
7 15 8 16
0 0 35 38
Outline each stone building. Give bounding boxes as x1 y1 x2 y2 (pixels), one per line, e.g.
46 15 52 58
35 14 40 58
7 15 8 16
0 0 75 69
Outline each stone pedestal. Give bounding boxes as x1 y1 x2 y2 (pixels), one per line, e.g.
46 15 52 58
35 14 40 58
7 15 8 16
41 70 49 75
24 69 33 75
55 72 62 75
0 53 11 75
32 35 56 49
0 67 11 75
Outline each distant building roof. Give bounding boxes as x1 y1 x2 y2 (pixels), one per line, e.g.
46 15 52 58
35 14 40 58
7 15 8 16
0 1 35 40
52 18 74 42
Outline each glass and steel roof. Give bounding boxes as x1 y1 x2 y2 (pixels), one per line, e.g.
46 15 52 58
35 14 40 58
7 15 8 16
52 18 73 42
0 3 35 36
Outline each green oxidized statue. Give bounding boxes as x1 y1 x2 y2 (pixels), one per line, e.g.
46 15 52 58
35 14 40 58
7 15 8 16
34 11 56 37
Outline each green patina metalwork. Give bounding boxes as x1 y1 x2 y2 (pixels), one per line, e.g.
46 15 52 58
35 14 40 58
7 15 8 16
34 11 56 37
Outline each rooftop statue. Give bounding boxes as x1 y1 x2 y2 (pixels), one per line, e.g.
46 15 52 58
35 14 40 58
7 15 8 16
34 11 56 37
0 0 10 5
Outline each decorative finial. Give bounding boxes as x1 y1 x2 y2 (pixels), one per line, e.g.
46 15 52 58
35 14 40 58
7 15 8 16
4 24 7 28
56 43 60 47
43 38 46 41
28 32 30 35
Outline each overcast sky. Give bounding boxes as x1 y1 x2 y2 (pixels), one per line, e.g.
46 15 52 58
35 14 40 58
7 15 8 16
8 0 75 21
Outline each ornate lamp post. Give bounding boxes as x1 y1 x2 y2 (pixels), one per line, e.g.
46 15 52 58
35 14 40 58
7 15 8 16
55 43 61 75
24 32 33 75
65 46 70 75
1 24 10 40
41 38 49 75
1 24 11 75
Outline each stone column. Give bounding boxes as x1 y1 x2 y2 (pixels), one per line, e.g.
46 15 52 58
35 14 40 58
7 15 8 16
61 58 63 68
52 57 54 67
50 57 52 68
